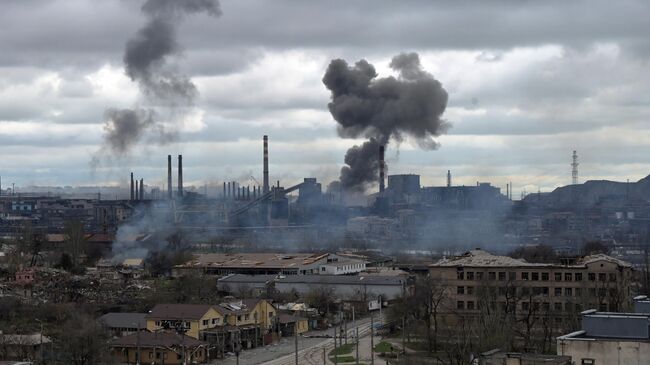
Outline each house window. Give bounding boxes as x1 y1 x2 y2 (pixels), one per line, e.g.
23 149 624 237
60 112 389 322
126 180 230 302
575 273 583 281
467 301 475 310
554 302 562 311
581 359 595 365
554 273 562 281
457 301 465 310
269 312 274 318
488 272 496 280
237 315 242 321
498 272 506 281
467 272 474 280
476 272 484 280
575 288 582 297
588 273 596 281
531 272 539 281
522 272 529 281
542 287 549 296
609 273 617 282
541 272 549 281
565 273 573 281
212 318 220 325
467 286 474 295
457 271 465 280
598 273 606 282
457 286 465 295
565 288 573 297
202 320 208 326
245 314 250 320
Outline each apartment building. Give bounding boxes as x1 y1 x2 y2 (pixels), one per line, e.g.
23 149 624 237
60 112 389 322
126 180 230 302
429 249 633 318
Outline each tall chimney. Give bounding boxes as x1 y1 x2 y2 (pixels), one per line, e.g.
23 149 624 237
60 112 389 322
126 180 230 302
263 135 269 194
223 182 226 198
447 170 452 187
167 155 172 200
379 145 385 193
140 178 144 200
130 172 134 201
177 155 183 197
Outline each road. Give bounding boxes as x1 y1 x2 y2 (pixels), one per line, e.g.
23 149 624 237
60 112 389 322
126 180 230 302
260 315 382 365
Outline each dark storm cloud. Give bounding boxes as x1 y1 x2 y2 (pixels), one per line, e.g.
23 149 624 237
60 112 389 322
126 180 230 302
323 52 449 191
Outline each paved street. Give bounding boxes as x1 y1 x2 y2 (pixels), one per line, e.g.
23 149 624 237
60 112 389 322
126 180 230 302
218 315 385 365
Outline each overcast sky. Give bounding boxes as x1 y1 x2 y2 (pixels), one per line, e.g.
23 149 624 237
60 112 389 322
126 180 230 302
1 0 650 195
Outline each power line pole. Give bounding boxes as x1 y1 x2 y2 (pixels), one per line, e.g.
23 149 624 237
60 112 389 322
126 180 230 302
572 150 579 185
295 322 299 365
355 327 359 365
402 316 406 356
370 314 375 365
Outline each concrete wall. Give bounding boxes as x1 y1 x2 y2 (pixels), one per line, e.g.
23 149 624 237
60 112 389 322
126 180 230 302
557 338 650 365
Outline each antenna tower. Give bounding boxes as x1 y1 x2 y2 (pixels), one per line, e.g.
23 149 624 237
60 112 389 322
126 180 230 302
571 150 579 185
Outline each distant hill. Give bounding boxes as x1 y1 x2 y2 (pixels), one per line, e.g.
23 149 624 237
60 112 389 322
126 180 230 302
523 175 650 209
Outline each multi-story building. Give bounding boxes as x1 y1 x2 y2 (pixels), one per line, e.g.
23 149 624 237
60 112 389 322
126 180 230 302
429 249 634 320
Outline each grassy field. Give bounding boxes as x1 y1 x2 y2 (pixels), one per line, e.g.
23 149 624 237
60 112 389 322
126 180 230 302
329 343 354 356
374 341 395 353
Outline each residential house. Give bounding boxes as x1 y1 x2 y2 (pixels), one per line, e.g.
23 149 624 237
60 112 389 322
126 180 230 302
0 333 52 362
145 304 225 340
110 330 207 365
277 314 309 336
99 313 147 337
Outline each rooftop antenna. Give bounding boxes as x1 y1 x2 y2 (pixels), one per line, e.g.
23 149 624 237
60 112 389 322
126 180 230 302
571 150 579 185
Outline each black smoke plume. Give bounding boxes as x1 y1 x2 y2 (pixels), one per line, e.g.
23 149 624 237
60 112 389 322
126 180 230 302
323 52 449 191
98 0 220 156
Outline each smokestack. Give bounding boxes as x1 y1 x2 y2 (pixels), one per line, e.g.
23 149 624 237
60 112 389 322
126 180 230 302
140 178 144 200
223 182 226 198
447 170 451 187
177 155 183 197
167 155 172 200
379 145 385 193
130 172 134 201
263 135 269 193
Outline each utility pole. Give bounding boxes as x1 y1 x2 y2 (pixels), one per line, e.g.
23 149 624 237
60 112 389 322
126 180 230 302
323 347 326 365
370 314 375 365
333 323 338 365
295 323 299 365
402 317 406 356
136 321 141 365
355 327 359 365
35 318 43 365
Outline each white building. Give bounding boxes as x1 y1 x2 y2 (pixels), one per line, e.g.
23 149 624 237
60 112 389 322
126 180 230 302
557 306 650 365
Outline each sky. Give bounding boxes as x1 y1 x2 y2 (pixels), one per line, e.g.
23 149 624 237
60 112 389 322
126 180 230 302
1 0 650 195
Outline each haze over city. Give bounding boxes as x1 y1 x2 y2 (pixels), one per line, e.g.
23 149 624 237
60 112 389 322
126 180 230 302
2 0 650 192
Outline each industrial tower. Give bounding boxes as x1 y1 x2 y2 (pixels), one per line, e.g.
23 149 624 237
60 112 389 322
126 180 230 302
571 150 579 185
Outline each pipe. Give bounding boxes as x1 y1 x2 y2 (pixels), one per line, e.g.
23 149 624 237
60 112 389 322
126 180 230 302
130 172 134 201
167 155 172 200
379 145 385 193
263 135 269 193
178 155 183 197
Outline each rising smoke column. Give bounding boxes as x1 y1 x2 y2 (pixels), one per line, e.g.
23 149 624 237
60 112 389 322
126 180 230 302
323 52 449 191
99 0 221 156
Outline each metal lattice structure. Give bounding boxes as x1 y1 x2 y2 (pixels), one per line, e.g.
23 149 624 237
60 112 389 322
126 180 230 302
572 150 579 185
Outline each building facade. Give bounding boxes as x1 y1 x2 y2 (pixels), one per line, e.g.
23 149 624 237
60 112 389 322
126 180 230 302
429 249 634 320
557 308 650 365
